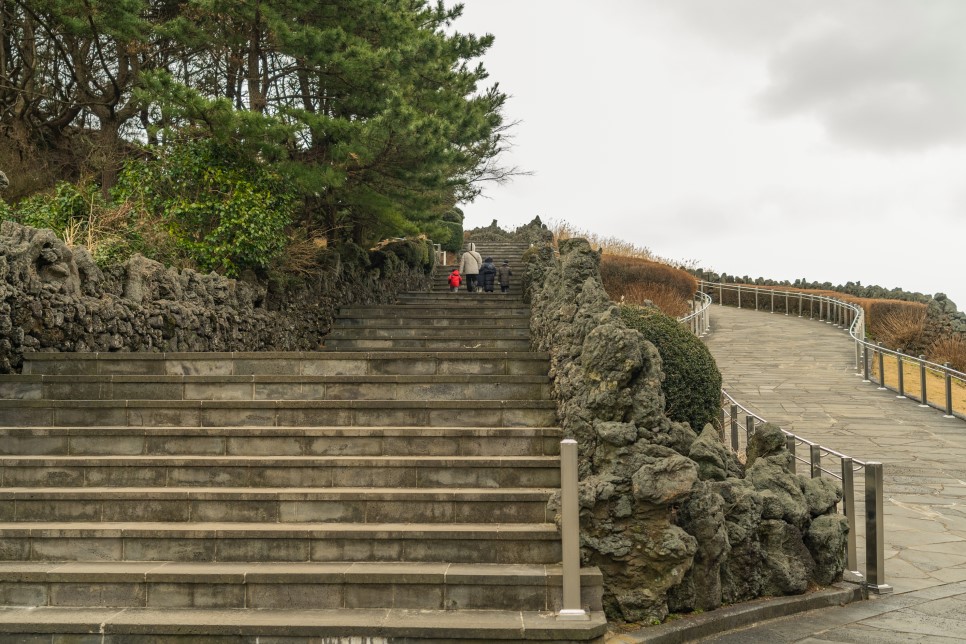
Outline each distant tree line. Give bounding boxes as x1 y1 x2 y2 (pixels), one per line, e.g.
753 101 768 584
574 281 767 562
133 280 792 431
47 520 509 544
1 0 512 272
692 269 931 304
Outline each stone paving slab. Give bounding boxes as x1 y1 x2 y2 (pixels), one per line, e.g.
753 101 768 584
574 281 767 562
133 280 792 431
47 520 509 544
699 304 966 641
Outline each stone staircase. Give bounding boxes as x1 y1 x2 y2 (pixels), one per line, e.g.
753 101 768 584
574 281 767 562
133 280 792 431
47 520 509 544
0 240 607 641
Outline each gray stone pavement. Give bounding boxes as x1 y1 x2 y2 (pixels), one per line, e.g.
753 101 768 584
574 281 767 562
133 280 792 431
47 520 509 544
700 304 966 642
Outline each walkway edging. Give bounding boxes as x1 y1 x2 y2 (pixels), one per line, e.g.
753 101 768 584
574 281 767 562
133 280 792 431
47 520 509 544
607 582 864 642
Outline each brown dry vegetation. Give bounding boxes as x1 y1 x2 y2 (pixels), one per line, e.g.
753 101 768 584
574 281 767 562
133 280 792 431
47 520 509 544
928 336 966 372
600 255 697 317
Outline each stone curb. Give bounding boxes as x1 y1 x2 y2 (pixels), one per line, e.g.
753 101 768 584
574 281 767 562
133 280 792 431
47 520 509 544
606 582 865 643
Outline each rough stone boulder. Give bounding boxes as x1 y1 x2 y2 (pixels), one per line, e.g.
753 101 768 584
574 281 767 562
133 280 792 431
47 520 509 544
689 423 743 481
805 514 850 585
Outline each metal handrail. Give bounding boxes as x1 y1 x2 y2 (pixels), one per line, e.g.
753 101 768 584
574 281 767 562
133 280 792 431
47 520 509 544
679 290 712 336
700 280 965 420
678 285 892 593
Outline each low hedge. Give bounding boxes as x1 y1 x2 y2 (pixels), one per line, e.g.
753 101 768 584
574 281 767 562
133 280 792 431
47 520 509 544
620 304 722 432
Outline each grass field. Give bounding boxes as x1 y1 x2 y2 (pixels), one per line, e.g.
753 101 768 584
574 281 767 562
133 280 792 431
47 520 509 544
870 352 966 417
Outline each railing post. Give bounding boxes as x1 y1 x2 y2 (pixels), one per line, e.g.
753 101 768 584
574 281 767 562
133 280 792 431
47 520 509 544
918 356 928 407
784 291 789 316
786 435 796 475
862 343 871 383
810 444 822 478
746 416 755 444
877 343 886 390
719 282 723 306
737 284 742 309
730 404 739 451
944 363 955 418
810 296 814 319
841 457 859 576
798 292 803 317
864 462 892 594
896 350 905 399
755 288 758 311
719 407 726 442
558 439 588 620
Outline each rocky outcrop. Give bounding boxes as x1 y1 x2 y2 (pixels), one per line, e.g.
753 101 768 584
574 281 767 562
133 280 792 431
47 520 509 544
0 221 431 372
522 235 849 623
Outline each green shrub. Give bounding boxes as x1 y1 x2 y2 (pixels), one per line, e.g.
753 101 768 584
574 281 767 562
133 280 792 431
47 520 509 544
115 139 295 276
620 304 722 431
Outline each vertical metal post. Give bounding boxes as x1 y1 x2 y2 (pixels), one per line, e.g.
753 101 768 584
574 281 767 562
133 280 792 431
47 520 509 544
896 351 905 398
841 457 859 575
719 282 723 306
798 292 803 317
755 288 759 311
810 296 814 319
944 363 955 418
558 439 588 620
785 292 789 316
730 404 739 451
918 356 928 407
855 334 861 370
786 435 797 474
865 462 892 593
719 407 726 442
810 444 822 478
862 344 871 383
877 344 886 389
818 298 822 321
746 416 755 444
737 284 742 309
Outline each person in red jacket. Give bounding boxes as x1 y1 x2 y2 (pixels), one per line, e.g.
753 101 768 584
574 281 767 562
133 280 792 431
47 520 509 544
448 268 462 293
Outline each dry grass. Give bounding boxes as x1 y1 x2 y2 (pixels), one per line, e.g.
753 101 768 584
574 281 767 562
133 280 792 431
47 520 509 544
869 306 927 351
548 218 699 269
871 352 966 416
600 255 697 317
277 230 329 276
928 336 966 372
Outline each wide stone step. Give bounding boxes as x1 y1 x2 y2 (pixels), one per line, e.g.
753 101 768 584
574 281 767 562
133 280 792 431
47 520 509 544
0 606 607 642
0 487 554 523
396 294 526 304
0 399 558 428
0 521 563 564
22 351 549 376
325 326 530 340
334 315 529 327
0 455 560 488
324 338 531 350
339 305 531 317
0 561 602 613
0 426 562 457
1 374 549 402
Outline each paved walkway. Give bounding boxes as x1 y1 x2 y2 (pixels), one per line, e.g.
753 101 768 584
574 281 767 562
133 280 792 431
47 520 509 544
701 304 966 642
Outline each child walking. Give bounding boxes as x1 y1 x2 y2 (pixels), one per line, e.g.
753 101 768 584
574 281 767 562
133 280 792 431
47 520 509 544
448 268 462 293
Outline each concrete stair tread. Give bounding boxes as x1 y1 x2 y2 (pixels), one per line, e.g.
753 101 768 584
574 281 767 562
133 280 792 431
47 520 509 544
0 486 555 499
2 399 557 408
1 425 561 435
0 521 559 536
0 606 608 639
0 560 600 582
2 374 550 384
22 350 550 360
0 455 558 464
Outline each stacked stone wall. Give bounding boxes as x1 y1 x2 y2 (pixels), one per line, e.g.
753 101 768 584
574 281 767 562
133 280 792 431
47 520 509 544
0 221 431 373
520 234 849 623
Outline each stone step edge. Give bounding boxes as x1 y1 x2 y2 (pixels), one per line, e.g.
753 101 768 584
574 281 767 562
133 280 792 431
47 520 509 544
0 486 555 500
1 374 549 384
0 399 557 409
0 425 562 436
22 350 550 361
0 561 601 585
0 455 558 466
0 521 560 538
0 607 608 639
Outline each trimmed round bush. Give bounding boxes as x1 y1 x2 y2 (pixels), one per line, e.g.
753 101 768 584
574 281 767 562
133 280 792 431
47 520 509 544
620 304 722 432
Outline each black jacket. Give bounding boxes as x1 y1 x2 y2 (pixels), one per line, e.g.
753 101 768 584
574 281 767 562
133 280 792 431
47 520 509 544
480 259 497 291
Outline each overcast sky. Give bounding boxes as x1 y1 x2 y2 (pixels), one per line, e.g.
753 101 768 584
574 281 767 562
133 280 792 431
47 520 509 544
453 0 966 308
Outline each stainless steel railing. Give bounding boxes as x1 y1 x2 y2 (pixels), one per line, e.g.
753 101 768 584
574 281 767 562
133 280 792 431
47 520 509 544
679 282 892 593
700 280 966 420
679 290 712 336
720 393 890 593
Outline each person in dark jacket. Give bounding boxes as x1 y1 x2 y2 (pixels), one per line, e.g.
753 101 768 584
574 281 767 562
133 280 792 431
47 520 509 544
480 257 497 293
496 260 513 293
